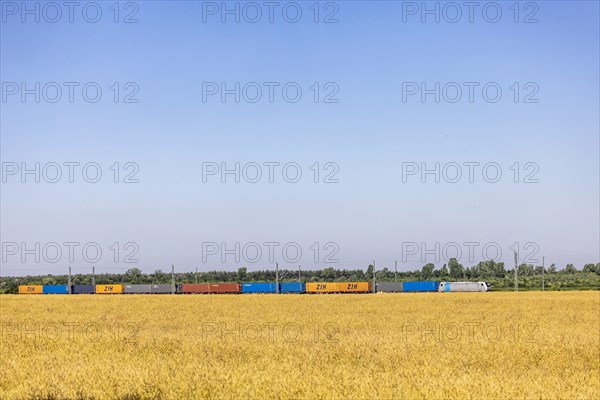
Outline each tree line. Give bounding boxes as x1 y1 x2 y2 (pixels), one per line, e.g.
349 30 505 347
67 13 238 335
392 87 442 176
1 259 599 293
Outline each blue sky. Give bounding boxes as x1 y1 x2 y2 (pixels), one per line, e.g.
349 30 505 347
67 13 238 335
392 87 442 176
1 1 599 276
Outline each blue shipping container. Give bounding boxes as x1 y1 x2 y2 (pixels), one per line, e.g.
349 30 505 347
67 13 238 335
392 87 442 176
279 282 305 293
43 285 69 294
72 285 95 294
402 281 440 292
242 282 277 293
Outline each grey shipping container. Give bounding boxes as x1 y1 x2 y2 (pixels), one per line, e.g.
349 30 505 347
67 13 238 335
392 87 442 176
151 284 173 294
124 284 152 294
376 282 403 292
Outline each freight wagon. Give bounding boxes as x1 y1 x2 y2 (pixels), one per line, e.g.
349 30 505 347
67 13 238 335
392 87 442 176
241 282 309 293
376 282 403 292
402 281 440 292
18 285 43 294
338 282 371 293
242 282 277 293
123 284 175 294
151 284 173 294
180 283 241 294
438 282 489 292
42 285 69 294
124 284 152 294
96 284 124 294
306 282 339 293
306 282 371 293
279 282 305 293
72 285 95 294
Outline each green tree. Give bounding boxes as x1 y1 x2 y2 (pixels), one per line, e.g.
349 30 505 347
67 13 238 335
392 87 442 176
448 258 464 279
582 263 598 274
439 264 448 277
518 264 534 276
125 268 143 283
563 264 577 274
421 263 435 279
323 267 336 280
153 269 166 282
365 264 374 280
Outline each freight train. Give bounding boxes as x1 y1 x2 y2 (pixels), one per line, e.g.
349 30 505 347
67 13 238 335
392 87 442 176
18 281 490 294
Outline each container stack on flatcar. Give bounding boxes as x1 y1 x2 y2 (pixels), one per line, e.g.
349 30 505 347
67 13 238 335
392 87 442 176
43 285 69 294
180 283 241 294
306 282 339 293
338 282 371 293
402 281 440 292
242 282 277 293
72 285 95 294
96 284 124 294
124 284 152 294
18 285 43 294
151 284 173 294
305 282 371 293
279 282 305 293
376 282 403 292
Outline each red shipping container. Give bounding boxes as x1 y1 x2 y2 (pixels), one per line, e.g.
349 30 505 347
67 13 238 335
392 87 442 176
181 283 240 294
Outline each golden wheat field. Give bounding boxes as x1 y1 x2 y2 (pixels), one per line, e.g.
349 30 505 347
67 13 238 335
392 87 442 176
0 292 599 399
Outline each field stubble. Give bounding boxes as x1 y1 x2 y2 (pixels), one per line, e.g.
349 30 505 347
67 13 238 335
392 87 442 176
0 292 598 399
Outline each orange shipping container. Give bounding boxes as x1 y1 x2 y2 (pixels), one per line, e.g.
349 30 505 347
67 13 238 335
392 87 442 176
305 282 340 293
18 285 43 294
95 284 124 294
338 282 371 293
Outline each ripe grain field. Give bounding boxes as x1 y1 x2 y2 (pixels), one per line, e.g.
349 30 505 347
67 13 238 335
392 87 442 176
1 292 598 399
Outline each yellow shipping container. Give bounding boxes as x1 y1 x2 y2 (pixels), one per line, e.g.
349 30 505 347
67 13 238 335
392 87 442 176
96 284 124 294
338 282 371 293
306 282 340 293
18 285 43 294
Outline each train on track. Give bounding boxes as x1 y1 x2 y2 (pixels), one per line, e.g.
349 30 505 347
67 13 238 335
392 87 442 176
18 281 490 294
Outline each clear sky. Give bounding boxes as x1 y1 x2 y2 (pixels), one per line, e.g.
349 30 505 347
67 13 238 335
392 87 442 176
1 1 599 276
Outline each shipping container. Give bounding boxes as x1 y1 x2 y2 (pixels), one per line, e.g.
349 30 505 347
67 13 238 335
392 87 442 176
279 282 305 293
438 282 489 292
181 284 210 294
43 285 69 294
95 284 124 294
376 282 403 292
124 284 152 294
72 285 95 294
338 282 371 293
18 285 43 294
402 281 440 292
305 282 340 293
180 283 240 294
242 282 277 293
208 283 240 293
151 284 173 294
